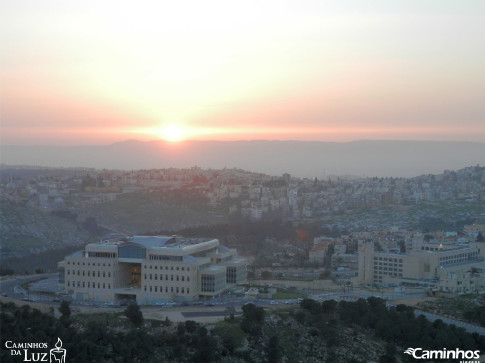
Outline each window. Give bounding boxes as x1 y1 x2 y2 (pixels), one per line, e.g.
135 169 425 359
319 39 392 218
227 267 237 284
201 274 215 292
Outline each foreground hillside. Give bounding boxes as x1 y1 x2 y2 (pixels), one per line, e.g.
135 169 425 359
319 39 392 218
2 297 484 362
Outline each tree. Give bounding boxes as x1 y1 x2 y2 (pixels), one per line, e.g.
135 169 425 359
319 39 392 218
261 270 272 280
125 302 143 327
59 301 71 318
267 335 281 363
477 232 484 242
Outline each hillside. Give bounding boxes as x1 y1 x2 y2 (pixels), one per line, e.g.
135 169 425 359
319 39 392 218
0 200 92 258
2 140 484 178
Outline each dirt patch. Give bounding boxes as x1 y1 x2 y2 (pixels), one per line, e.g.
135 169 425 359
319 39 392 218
391 296 438 307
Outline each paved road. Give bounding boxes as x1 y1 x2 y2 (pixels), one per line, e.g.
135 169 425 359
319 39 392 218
2 274 485 335
414 309 485 335
0 274 59 301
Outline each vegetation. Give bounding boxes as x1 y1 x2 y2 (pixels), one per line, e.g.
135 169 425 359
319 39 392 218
124 302 143 327
1 297 484 362
417 294 485 324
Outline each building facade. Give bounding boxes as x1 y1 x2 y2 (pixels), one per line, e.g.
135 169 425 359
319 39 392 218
58 236 247 303
358 240 485 293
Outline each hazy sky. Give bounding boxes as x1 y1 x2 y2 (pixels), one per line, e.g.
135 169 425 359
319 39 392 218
2 0 485 145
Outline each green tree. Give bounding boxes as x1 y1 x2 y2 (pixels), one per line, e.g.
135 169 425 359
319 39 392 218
124 302 143 327
267 335 282 363
59 301 71 318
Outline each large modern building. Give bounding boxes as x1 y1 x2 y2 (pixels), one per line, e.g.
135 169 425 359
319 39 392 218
358 240 485 293
58 236 247 303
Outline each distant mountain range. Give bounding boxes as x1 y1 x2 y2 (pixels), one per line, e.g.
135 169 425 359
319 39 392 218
2 140 484 178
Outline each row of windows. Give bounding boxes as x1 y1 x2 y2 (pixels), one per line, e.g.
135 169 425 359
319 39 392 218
149 255 183 261
143 285 190 294
67 261 111 267
374 267 403 272
375 271 403 277
440 258 468 266
67 270 111 278
374 257 403 263
144 274 190 282
87 252 116 258
143 264 190 271
374 262 403 267
67 281 111 289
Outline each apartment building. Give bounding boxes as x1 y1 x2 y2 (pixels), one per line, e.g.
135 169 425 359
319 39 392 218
58 236 247 303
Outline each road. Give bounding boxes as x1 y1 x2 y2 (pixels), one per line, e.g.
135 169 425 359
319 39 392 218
2 274 485 334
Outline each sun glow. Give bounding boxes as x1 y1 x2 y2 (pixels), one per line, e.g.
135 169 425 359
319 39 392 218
161 124 185 142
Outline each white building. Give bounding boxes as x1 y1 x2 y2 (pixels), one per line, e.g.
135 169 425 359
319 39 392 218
358 240 485 292
58 236 247 303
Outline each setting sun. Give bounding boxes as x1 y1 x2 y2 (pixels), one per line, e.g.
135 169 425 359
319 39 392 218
161 125 185 142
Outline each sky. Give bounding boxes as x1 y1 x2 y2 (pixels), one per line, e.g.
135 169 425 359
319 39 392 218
1 0 485 145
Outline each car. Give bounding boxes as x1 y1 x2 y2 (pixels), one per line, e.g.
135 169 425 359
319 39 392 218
1 293 8 297
270 301 278 305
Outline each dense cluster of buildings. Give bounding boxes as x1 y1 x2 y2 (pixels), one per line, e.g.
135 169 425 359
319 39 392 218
58 236 247 303
308 224 485 294
2 165 484 227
